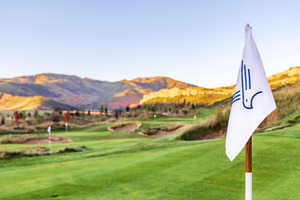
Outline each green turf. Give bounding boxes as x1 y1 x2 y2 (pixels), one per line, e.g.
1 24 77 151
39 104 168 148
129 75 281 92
0 119 300 200
134 108 215 124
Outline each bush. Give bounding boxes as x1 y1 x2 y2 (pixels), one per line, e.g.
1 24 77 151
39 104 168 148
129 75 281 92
181 82 300 140
181 107 230 140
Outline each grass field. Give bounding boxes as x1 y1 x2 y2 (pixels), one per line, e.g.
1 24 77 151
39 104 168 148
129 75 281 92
0 115 300 200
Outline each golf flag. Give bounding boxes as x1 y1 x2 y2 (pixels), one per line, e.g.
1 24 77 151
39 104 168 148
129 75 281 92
226 25 276 161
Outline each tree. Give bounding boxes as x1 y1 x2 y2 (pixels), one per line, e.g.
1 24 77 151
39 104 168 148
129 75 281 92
64 111 71 124
51 113 61 123
114 109 122 119
126 106 130 112
114 110 118 119
75 111 80 117
1 116 5 125
104 107 108 116
19 112 24 119
99 105 104 114
27 112 32 118
14 111 20 126
34 110 39 119
191 104 196 110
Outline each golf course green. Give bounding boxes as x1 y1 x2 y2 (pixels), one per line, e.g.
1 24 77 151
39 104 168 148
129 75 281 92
0 116 299 200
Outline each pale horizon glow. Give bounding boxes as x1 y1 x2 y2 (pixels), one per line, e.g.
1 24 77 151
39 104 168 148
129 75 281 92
0 1 299 87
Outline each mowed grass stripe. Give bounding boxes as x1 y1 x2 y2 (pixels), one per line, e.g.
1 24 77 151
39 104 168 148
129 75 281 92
0 139 232 200
0 123 300 200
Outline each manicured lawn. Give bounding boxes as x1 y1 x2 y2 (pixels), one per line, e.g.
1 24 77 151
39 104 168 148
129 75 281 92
0 121 300 200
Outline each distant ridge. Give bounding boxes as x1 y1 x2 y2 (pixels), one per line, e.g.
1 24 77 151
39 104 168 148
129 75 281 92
0 67 299 110
0 92 76 111
140 66 300 105
0 74 194 110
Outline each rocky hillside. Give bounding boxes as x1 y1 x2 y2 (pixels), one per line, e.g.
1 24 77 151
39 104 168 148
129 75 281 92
110 77 193 107
140 86 233 105
0 67 299 110
140 66 300 105
0 74 193 110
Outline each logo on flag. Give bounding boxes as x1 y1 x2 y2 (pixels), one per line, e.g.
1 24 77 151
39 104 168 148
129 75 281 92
232 60 263 109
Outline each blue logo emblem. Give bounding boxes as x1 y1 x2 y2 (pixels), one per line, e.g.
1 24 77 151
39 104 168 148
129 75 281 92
232 60 262 109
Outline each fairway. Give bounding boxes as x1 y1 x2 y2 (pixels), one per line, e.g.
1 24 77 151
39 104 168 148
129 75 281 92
0 1 300 200
0 120 300 200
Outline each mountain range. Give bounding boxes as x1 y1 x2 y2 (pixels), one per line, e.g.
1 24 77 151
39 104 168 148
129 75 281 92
141 66 300 105
0 74 193 110
0 66 299 111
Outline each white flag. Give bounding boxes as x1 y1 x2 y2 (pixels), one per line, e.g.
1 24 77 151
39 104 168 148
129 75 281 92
226 25 276 161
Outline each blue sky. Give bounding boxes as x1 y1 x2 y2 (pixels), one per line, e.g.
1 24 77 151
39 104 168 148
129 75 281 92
0 0 299 87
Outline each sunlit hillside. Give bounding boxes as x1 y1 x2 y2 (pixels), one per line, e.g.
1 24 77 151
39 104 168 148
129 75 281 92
123 76 194 89
268 66 300 89
0 93 74 111
140 66 300 105
0 74 193 109
0 67 299 110
140 86 233 105
106 76 194 107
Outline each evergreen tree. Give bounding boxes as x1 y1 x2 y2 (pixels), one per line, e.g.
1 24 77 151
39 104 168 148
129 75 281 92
75 111 80 117
114 109 119 119
34 110 39 119
1 116 5 125
99 105 104 114
27 112 32 118
104 107 108 116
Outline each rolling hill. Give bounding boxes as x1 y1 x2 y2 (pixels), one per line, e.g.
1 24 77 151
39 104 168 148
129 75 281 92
110 77 193 107
140 66 300 105
0 74 193 110
0 66 299 110
0 93 76 111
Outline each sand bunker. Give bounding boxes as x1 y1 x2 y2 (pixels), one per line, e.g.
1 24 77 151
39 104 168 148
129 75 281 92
21 136 72 144
141 124 183 136
200 131 224 140
0 146 86 160
108 122 141 132
1 136 72 145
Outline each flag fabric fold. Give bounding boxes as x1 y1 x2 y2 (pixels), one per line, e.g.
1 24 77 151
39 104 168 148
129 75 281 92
226 25 276 161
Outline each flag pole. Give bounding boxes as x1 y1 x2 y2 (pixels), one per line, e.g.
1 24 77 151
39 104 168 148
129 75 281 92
245 137 252 200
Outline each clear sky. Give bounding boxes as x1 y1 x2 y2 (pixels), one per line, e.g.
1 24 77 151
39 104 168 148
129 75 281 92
0 0 299 87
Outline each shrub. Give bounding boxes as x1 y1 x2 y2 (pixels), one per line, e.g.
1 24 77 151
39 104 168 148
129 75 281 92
181 106 230 140
181 82 300 140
